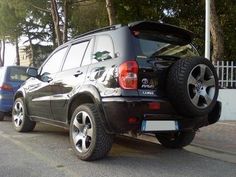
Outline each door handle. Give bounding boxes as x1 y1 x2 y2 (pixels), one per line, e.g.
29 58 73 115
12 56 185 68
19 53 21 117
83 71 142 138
74 71 83 77
47 77 53 83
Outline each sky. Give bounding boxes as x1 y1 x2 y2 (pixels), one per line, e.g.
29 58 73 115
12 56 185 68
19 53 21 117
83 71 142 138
3 36 51 67
5 43 16 66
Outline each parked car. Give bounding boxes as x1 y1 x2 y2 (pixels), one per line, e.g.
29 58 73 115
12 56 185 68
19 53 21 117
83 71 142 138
0 66 28 121
12 21 221 161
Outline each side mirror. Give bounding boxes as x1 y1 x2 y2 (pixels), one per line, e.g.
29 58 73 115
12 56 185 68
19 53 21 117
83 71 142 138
26 67 38 77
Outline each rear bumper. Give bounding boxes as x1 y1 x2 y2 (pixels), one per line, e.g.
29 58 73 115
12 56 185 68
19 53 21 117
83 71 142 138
102 97 219 133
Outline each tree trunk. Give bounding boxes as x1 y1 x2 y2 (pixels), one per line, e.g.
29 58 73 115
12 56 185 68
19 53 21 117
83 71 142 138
210 0 224 64
105 0 116 25
26 25 35 66
15 37 20 66
62 0 69 43
50 0 62 46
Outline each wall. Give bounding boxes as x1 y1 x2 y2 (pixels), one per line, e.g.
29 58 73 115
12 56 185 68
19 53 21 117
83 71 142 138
218 89 236 120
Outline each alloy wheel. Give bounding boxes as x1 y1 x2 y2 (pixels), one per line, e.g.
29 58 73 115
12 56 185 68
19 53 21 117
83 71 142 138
12 101 24 127
72 111 93 153
187 64 216 109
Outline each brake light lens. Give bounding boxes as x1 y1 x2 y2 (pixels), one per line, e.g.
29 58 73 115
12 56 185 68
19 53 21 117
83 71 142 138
119 61 138 89
0 83 13 91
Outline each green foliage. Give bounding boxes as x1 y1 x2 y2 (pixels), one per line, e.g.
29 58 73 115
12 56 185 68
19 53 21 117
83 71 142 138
216 0 236 60
114 0 164 24
70 0 108 36
0 0 24 40
162 1 206 56
0 0 235 61
23 44 53 65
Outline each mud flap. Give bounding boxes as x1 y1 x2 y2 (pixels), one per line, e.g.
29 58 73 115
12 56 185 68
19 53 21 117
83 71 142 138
208 101 222 125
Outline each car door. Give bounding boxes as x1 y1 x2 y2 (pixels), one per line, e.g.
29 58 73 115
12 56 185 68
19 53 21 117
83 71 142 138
26 46 68 119
50 38 93 122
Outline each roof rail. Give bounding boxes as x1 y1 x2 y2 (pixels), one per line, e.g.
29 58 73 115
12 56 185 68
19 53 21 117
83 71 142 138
73 24 122 39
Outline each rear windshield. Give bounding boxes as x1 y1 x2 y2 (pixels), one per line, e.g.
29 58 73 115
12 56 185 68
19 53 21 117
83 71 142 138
7 67 28 82
133 31 199 59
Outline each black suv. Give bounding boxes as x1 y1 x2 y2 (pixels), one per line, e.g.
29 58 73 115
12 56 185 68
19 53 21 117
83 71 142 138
12 21 221 161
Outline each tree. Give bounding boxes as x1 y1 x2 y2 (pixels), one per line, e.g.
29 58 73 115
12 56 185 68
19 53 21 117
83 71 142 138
210 0 224 64
105 0 115 25
0 0 24 65
0 0 235 64
114 0 164 25
50 0 62 46
70 0 108 35
152 0 225 63
212 0 236 60
4 0 53 66
0 39 5 66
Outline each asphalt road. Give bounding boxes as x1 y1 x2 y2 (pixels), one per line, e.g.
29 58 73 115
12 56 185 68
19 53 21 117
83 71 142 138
0 117 236 177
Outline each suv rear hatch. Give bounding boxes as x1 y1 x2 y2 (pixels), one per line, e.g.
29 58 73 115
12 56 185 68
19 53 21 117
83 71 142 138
129 21 199 98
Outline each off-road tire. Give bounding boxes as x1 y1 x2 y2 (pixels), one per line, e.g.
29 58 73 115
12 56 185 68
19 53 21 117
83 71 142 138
69 104 113 161
12 98 36 132
167 57 219 116
156 131 195 148
0 112 4 121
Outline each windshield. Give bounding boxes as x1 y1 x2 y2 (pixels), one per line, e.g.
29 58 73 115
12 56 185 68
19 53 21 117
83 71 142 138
134 31 199 59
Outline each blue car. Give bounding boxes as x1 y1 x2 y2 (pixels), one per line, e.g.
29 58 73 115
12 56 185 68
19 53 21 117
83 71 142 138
0 66 28 121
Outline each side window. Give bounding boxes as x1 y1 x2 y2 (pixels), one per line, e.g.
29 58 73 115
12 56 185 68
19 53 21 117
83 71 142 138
81 39 94 66
41 47 68 74
92 35 114 63
63 41 89 71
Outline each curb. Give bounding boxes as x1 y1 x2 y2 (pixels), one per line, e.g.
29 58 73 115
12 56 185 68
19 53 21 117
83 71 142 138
190 143 236 156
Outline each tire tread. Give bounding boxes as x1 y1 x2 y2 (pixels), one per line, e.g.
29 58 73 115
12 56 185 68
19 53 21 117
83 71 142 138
167 57 219 116
70 104 113 161
13 98 36 132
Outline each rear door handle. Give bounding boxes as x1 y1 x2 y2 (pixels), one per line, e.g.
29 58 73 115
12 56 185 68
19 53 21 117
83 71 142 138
74 70 83 77
47 77 53 83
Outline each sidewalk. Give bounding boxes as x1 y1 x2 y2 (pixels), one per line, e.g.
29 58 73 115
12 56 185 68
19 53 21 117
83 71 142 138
192 121 236 155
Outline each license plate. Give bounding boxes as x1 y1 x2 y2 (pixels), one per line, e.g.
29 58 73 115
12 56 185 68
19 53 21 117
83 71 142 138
141 120 179 131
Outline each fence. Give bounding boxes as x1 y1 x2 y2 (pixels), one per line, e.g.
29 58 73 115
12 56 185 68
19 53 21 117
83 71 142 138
215 61 236 89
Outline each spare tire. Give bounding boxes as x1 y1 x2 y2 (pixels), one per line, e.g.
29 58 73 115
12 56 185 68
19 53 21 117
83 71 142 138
166 57 219 116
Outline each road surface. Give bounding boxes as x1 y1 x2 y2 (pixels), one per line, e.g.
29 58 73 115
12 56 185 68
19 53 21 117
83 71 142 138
0 117 235 177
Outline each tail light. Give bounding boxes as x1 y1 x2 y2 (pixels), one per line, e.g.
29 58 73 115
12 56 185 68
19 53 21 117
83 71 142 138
119 61 138 89
0 83 13 91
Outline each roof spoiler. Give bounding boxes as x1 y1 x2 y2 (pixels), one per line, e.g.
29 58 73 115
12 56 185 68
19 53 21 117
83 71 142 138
128 21 194 44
